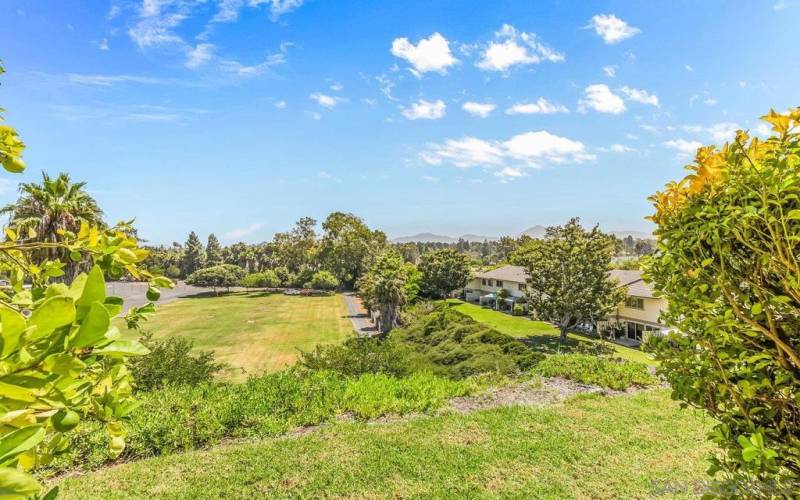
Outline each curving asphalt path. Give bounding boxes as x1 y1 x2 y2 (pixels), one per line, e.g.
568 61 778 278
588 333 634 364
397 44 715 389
343 292 377 337
106 281 208 312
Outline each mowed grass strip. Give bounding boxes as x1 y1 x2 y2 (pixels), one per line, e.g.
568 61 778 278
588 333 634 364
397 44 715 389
448 300 656 365
124 292 354 380
57 390 711 499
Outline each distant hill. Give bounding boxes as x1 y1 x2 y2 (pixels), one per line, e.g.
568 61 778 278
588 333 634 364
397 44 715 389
392 233 498 243
393 226 653 243
392 233 458 243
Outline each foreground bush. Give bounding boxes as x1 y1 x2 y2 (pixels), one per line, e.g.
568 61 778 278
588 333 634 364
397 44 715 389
534 354 655 390
241 270 281 288
645 109 800 492
299 338 411 377
130 332 226 391
43 370 469 473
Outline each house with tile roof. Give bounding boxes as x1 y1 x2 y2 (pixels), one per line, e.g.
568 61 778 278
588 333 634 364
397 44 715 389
464 265 529 311
598 269 671 343
464 265 670 343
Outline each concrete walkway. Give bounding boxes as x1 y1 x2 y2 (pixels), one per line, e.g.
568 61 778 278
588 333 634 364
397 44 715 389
343 292 377 337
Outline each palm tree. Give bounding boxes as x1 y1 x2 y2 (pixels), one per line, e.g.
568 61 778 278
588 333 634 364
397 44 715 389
1 171 105 278
369 250 408 335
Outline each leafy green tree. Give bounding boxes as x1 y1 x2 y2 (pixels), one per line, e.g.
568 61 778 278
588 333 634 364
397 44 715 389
181 231 206 278
273 217 318 274
130 332 224 392
186 264 244 293
1 172 105 280
205 233 224 267
308 270 339 290
512 218 624 342
418 248 471 299
320 212 387 288
402 262 422 303
645 109 800 492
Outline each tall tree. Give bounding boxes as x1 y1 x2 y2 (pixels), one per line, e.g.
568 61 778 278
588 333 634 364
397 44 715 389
181 231 206 277
360 250 407 335
1 171 105 279
320 212 387 289
512 218 624 342
273 217 318 273
206 233 224 266
418 248 471 299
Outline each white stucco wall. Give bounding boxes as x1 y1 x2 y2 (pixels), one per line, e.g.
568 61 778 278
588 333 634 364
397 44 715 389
466 278 526 298
615 296 667 325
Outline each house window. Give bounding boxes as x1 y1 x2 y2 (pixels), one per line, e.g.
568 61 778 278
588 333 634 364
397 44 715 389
625 297 645 310
496 280 503 287
488 279 494 286
481 279 487 286
518 283 526 291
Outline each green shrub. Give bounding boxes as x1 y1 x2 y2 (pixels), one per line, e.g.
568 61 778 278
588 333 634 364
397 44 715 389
241 270 281 288
42 370 469 474
575 340 616 357
512 303 524 316
309 270 339 290
388 304 544 379
186 264 245 291
130 331 226 391
298 337 411 377
534 354 656 390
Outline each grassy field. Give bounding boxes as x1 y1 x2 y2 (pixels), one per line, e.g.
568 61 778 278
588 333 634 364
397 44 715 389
124 292 354 380
57 390 712 499
449 300 656 365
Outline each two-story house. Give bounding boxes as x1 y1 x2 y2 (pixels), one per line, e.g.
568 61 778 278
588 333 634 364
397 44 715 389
464 265 528 311
598 269 671 343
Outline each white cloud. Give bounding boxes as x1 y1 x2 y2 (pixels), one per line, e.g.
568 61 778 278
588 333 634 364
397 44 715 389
185 43 215 68
401 99 446 120
586 14 640 44
128 0 190 48
603 65 617 77
391 32 458 75
421 130 593 179
599 143 636 153
222 222 266 240
123 112 180 122
578 84 626 114
98 38 110 51
329 82 343 91
680 122 740 143
218 53 285 75
664 139 703 155
66 73 168 86
685 64 693 72
620 86 659 107
107 4 121 20
309 92 340 109
317 170 342 182
754 123 771 137
506 98 568 115
214 0 305 22
476 24 563 73
274 100 287 109
704 98 718 106
462 101 496 118
422 175 439 182
421 137 504 167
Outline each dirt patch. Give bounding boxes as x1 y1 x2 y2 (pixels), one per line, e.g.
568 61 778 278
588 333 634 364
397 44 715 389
448 377 607 413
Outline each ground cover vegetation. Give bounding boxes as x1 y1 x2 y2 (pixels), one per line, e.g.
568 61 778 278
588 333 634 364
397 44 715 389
55 390 712 499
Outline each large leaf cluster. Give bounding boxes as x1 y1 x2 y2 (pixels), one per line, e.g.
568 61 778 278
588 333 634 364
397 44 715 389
645 108 800 493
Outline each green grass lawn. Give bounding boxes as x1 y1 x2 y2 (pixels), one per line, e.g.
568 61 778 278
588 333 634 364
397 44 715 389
123 292 354 380
448 300 656 365
57 390 711 499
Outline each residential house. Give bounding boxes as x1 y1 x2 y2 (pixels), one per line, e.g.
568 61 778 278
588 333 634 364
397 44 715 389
598 269 671 343
464 265 528 311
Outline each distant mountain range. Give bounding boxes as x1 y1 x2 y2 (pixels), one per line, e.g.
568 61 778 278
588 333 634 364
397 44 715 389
392 226 654 243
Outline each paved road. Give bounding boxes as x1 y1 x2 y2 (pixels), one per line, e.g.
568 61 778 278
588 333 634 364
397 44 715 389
343 292 378 337
106 281 208 312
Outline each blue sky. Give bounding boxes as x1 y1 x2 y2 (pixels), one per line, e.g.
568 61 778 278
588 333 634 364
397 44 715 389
1 0 798 244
